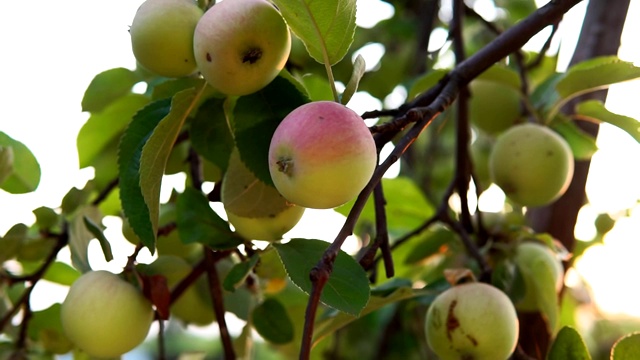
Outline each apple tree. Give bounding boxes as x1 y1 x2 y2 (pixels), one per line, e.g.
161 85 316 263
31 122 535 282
2 0 640 359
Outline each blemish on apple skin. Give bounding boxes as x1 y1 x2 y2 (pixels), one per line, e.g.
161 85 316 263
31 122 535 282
446 300 460 342
206 53 212 62
242 48 263 64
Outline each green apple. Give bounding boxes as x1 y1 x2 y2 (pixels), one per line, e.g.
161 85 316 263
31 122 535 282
226 204 305 241
489 123 574 207
141 255 215 326
425 282 519 360
130 0 203 78
193 0 291 96
269 101 377 209
514 241 563 312
469 79 523 135
60 271 154 358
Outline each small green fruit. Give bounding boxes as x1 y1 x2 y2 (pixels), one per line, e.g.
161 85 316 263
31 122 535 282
514 241 563 312
226 204 305 241
469 80 522 135
60 271 154 358
489 123 574 207
130 0 203 78
425 282 519 360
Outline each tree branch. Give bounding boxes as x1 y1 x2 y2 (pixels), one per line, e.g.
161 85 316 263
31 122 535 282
204 248 236 360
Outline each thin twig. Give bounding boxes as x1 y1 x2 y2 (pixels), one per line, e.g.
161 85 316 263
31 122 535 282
204 248 236 360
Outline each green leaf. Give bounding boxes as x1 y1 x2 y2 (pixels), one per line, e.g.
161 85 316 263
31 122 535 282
556 56 640 101
576 100 640 143
300 73 334 102
0 132 41 194
82 216 113 262
547 326 591 360
516 249 560 334
223 254 259 292
408 69 449 100
33 207 60 230
140 88 200 245
252 298 295 344
0 145 13 185
68 206 102 273
233 76 309 185
81 67 141 113
335 177 434 238
118 97 172 251
61 186 92 216
611 332 640 360
273 239 370 316
77 94 150 169
403 227 458 264
175 187 243 250
41 261 81 286
27 303 73 355
190 97 235 172
0 223 28 262
313 284 419 345
551 119 598 160
341 54 366 105
272 0 357 65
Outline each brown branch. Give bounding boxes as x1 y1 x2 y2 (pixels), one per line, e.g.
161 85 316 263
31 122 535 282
358 182 393 279
204 248 236 360
298 1 584 359
91 177 119 206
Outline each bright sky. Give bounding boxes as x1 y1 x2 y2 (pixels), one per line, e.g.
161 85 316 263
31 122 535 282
1 0 640 339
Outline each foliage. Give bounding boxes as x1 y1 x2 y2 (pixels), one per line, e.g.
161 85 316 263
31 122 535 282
2 0 640 359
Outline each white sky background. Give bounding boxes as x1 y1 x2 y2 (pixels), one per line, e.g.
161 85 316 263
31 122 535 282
0 0 639 338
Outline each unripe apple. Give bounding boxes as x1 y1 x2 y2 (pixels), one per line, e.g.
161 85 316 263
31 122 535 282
226 204 305 241
60 271 154 358
130 0 203 78
425 282 519 360
514 241 563 312
489 123 574 207
142 255 215 326
268 101 377 209
469 79 522 135
193 0 291 96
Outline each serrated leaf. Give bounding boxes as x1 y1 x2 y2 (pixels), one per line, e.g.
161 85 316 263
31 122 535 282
556 56 640 101
118 98 172 251
0 223 28 262
611 332 640 360
576 100 640 143
140 88 201 246
81 67 141 113
551 119 598 160
252 298 294 344
0 132 40 194
233 76 309 185
547 326 591 360
175 187 243 250
78 94 150 169
190 97 235 172
82 216 113 262
68 206 102 273
272 0 357 65
341 54 366 105
223 254 259 292
312 285 418 345
273 239 369 316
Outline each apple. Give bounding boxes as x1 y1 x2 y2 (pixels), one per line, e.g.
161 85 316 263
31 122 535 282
226 204 305 241
193 0 291 96
130 0 203 78
514 241 563 312
268 101 377 209
141 255 215 326
425 282 519 360
489 123 574 207
60 270 154 358
469 79 522 135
